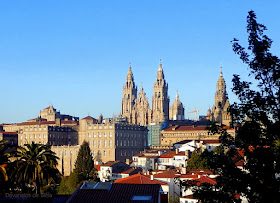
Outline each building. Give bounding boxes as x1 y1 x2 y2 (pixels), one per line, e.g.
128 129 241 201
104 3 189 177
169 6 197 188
147 122 168 146
121 60 184 126
78 116 148 163
67 182 163 203
160 125 235 146
207 68 231 126
131 149 164 171
51 145 80 176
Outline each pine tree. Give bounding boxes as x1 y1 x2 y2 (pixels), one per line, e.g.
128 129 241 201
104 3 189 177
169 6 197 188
75 141 94 180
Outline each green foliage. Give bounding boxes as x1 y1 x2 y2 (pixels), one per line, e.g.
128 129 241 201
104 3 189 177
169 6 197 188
10 142 61 194
192 11 280 202
186 149 210 169
75 141 95 180
0 140 9 183
58 170 83 195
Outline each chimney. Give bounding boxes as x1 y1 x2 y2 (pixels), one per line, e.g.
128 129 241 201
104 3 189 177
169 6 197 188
181 167 187 174
147 170 150 175
151 175 154 180
198 175 201 179
126 158 130 165
55 118 61 127
155 163 158 170
185 150 190 159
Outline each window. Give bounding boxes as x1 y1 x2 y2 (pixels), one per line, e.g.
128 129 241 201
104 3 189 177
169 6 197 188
124 140 126 146
120 140 122 146
88 133 91 138
94 140 96 147
30 135 32 139
88 141 91 146
109 132 112 137
99 133 101 137
104 150 106 156
34 134 37 139
65 150 67 156
104 132 107 137
39 134 41 138
116 140 118 146
94 133 96 137
109 140 112 147
104 140 107 147
43 134 46 138
20 136 22 140
99 140 102 147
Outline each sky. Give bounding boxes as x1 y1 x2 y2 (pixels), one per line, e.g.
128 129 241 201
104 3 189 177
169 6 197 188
1 0 280 123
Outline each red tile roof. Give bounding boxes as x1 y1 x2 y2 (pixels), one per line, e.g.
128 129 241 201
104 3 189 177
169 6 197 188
0 131 18 135
114 173 168 185
186 169 214 175
94 164 101 171
193 176 217 186
163 125 232 132
159 151 186 158
81 116 96 120
101 161 120 167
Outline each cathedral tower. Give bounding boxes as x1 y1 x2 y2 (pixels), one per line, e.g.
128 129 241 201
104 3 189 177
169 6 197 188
152 60 169 123
133 83 152 126
121 64 137 123
169 91 185 120
208 68 231 125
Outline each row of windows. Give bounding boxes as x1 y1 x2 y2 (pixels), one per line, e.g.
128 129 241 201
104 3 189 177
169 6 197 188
88 125 113 130
88 132 113 138
88 140 113 147
116 140 140 147
116 132 142 138
20 134 47 139
93 150 110 157
20 141 46 145
24 127 47 131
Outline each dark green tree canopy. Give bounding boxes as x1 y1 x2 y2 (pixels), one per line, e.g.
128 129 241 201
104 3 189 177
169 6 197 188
191 11 280 202
75 141 94 180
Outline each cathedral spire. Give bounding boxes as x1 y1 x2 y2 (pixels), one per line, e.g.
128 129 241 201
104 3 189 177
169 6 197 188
140 82 144 92
175 90 179 101
127 63 134 82
157 58 165 80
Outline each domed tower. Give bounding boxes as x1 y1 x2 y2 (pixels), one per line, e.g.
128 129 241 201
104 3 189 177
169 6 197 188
152 59 169 123
134 83 152 126
121 63 137 123
169 91 185 120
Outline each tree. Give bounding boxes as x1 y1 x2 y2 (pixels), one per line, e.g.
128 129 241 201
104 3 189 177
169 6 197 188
75 141 94 180
192 11 280 202
0 140 8 183
11 142 61 194
186 149 210 169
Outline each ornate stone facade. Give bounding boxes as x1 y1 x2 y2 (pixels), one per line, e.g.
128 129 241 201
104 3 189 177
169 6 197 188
121 60 176 126
207 68 231 126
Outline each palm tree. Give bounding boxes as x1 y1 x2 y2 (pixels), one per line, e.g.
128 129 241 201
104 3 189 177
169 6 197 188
0 140 8 182
11 142 61 194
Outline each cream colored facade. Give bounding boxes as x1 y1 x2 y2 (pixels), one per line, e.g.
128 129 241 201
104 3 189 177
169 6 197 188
52 145 80 176
207 69 231 126
160 125 235 146
78 116 148 163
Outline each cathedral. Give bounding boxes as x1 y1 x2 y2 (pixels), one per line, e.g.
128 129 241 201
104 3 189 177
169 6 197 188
121 60 185 126
121 61 230 127
207 68 231 126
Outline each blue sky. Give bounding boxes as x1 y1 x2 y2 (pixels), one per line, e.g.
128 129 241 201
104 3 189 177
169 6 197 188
1 1 280 123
